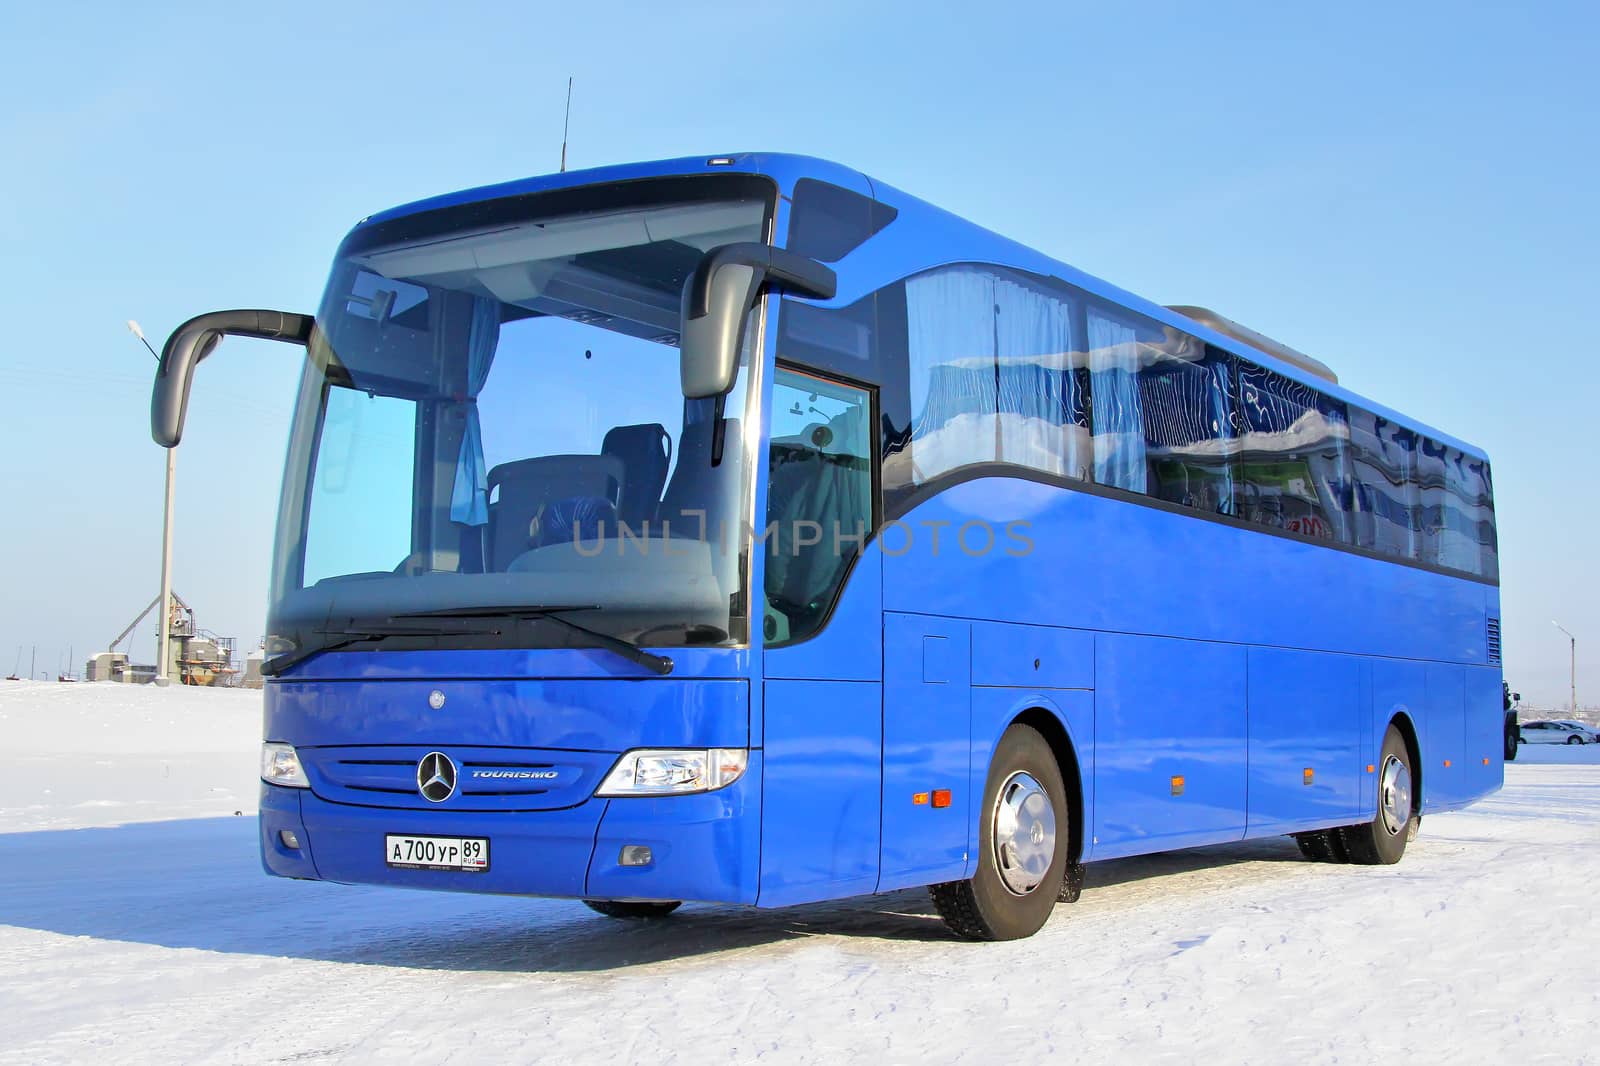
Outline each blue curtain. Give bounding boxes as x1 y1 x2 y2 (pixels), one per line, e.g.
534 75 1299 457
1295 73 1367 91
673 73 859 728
448 297 501 525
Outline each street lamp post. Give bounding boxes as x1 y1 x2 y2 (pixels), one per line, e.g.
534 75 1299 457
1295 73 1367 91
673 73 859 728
129 320 176 687
1552 620 1577 714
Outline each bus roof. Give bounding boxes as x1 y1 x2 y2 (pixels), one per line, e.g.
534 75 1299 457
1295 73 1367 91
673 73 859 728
355 152 1488 463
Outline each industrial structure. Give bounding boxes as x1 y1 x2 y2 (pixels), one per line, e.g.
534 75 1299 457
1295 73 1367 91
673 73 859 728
85 593 239 686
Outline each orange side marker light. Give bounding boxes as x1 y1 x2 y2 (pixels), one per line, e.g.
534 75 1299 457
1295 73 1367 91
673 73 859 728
912 792 929 806
1443 759 1452 768
1483 757 1490 766
1366 764 1376 774
1303 768 1315 785
1171 775 1185 796
931 789 952 809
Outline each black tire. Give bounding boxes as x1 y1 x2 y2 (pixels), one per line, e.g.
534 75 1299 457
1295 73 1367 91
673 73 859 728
929 724 1069 941
1567 735 1583 746
1294 830 1341 862
582 899 682 920
1505 726 1519 761
1339 724 1415 865
1057 861 1086 904
1326 824 1352 862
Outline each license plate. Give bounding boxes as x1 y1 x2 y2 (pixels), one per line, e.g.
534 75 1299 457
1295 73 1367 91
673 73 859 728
385 834 489 872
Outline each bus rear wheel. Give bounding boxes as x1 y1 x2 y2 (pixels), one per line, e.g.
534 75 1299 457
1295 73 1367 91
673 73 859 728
929 724 1068 941
1337 725 1415 865
582 899 682 920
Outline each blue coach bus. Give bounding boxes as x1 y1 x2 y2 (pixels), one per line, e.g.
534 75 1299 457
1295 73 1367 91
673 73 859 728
152 154 1502 940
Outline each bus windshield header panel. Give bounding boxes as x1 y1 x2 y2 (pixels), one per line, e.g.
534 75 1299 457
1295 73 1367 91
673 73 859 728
267 179 776 661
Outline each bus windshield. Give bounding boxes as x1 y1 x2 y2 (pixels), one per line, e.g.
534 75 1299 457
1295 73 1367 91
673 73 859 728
266 186 772 656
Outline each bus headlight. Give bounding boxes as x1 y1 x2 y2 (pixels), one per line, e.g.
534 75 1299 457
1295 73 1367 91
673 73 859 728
261 742 310 788
596 748 748 797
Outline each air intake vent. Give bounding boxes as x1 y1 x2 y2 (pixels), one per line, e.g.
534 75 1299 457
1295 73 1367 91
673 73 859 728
1487 618 1502 664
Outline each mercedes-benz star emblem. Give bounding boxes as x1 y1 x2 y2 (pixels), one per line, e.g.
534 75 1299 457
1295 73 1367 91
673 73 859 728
428 690 446 710
417 751 457 802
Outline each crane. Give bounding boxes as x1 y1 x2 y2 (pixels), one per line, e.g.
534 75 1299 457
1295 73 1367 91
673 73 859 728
106 592 195 655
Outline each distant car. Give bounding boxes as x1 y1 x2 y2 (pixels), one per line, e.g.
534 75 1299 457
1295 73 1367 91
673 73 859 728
1518 721 1595 745
1550 720 1600 743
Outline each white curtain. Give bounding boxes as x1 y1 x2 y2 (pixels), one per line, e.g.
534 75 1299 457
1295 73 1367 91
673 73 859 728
905 267 999 482
1088 311 1146 492
995 277 1084 478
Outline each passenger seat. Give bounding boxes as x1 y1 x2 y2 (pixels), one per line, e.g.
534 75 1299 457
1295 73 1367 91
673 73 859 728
485 455 624 570
601 423 672 530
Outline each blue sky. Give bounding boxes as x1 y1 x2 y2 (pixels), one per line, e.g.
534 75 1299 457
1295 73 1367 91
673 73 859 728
0 1 1594 705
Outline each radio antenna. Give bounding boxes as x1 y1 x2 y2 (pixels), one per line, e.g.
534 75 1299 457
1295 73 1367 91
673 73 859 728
560 77 573 172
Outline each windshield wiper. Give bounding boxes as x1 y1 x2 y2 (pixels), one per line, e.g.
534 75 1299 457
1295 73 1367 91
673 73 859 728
391 606 675 676
258 621 475 677
259 605 534 672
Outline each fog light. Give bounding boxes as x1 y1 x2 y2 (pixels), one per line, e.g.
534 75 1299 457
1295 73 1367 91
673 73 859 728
279 829 301 850
619 845 653 867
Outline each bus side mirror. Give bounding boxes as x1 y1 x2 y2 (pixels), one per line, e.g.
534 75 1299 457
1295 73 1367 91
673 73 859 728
679 243 836 399
152 309 313 447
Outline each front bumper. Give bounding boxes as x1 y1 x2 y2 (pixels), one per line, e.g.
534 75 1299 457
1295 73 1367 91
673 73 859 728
258 751 762 904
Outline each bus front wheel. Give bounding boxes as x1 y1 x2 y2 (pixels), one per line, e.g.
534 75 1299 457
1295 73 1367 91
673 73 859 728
929 724 1068 941
1338 725 1415 865
582 899 682 920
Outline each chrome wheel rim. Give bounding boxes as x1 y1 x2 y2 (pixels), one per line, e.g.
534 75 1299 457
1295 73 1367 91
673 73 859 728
992 771 1056 895
1379 754 1412 837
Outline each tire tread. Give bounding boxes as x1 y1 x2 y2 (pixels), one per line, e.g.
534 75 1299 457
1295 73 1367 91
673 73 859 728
928 880 994 941
1294 831 1340 862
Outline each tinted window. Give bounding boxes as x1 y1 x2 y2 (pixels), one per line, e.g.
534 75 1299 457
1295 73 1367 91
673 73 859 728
1466 457 1498 580
1084 310 1238 513
1424 440 1494 577
786 179 898 263
1235 363 1347 541
1139 344 1238 515
1346 410 1421 560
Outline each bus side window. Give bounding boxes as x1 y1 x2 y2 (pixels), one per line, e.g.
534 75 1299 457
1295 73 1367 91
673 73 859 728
1347 408 1398 556
1087 308 1148 493
1234 363 1346 541
894 265 1087 491
1137 341 1239 516
1421 441 1486 577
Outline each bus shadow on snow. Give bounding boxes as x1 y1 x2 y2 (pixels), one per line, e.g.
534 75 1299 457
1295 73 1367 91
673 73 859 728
0 816 1306 972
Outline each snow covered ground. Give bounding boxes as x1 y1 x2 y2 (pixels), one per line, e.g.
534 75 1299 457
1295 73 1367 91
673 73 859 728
2 682 1597 1065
